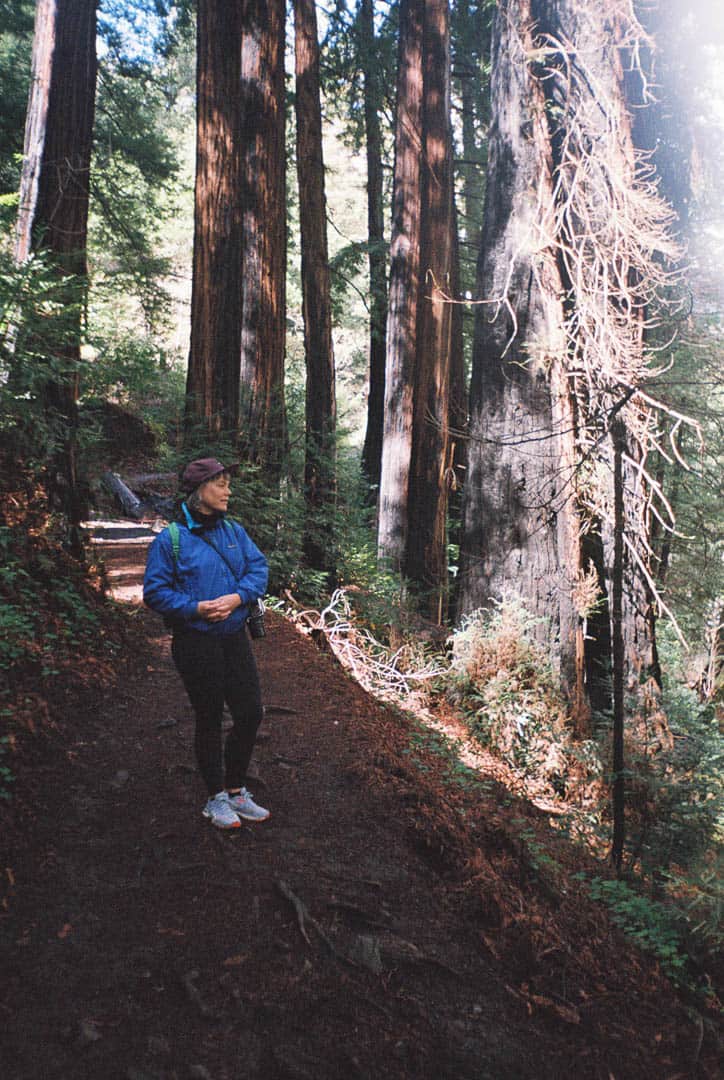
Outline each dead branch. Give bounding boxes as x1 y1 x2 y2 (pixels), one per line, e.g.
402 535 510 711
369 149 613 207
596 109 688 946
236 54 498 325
283 589 447 703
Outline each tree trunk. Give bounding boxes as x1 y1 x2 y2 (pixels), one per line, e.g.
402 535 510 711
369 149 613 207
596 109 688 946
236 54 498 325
405 0 456 620
536 0 668 734
377 0 423 575
458 0 583 700
15 0 97 549
378 0 460 621
185 0 243 441
460 0 675 735
294 0 337 571
239 0 287 481
611 419 626 870
359 0 388 494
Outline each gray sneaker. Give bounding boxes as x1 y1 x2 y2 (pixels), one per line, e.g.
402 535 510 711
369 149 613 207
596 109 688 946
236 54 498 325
227 787 270 822
202 791 241 829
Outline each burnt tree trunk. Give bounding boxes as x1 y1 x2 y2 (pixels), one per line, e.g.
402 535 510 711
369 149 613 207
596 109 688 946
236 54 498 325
458 0 584 707
15 0 97 548
186 0 243 441
239 0 287 481
359 0 388 494
294 0 337 570
377 0 423 574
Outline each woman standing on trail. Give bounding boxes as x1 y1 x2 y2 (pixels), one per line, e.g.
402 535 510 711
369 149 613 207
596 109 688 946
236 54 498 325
143 457 270 830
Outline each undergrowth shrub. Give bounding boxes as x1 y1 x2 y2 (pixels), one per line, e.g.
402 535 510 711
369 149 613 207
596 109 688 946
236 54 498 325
581 874 693 987
0 735 13 800
447 597 602 803
0 527 119 701
627 629 724 977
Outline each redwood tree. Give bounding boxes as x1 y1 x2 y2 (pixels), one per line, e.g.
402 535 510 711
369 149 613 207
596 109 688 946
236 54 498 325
15 0 98 544
185 0 243 441
377 0 423 575
239 0 287 480
405 0 458 617
378 0 461 620
358 0 389 493
459 0 678 737
457 0 582 704
294 0 337 570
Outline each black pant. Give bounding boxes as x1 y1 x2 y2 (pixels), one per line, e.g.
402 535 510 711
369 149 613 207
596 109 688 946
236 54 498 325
171 628 263 796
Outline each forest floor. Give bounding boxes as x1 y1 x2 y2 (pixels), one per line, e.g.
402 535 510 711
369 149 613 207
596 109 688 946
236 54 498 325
0 541 718 1080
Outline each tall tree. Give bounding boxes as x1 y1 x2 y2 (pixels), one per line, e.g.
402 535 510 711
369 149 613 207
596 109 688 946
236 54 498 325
358 0 389 493
15 0 98 546
239 0 287 480
459 0 679 732
378 0 461 620
294 0 337 570
457 0 582 704
377 0 423 576
185 0 243 441
405 0 458 618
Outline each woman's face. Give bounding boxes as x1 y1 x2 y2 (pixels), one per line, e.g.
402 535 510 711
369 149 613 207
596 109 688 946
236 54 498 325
196 472 231 514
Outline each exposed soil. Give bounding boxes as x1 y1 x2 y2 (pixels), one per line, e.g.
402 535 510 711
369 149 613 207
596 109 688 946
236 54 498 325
0 542 717 1080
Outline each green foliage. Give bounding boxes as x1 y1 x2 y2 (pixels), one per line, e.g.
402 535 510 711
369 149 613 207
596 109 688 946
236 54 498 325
321 0 398 152
0 734 14 800
0 249 84 469
510 815 562 879
0 527 101 688
90 46 190 334
446 598 583 797
0 0 34 208
585 875 689 981
329 240 382 323
623 629 724 958
79 333 185 432
403 716 494 794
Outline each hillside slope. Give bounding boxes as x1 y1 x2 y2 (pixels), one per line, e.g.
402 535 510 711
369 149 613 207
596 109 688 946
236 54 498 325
0 543 713 1079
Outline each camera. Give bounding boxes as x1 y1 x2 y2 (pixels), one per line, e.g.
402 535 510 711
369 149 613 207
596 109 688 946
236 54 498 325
247 598 266 640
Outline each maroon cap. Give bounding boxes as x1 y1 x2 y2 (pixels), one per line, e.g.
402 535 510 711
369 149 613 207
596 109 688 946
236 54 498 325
181 457 238 493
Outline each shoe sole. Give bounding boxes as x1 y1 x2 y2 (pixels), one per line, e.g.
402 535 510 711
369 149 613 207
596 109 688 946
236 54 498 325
234 810 271 823
202 812 241 829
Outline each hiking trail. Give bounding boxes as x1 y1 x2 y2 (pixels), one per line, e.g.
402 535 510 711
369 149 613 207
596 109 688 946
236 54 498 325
0 540 707 1080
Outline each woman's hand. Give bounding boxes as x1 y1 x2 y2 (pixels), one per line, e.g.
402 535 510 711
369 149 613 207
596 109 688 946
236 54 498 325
197 594 242 622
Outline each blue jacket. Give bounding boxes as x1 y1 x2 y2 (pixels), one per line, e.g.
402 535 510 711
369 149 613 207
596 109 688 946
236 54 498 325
143 506 268 635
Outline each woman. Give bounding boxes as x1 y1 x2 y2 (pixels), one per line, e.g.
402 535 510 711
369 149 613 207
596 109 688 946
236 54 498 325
143 457 270 829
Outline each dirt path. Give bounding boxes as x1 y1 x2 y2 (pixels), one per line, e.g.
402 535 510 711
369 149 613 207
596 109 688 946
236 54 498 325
0 543 706 1079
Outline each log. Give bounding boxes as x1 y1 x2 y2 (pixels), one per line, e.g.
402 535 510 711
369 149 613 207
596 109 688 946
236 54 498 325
101 471 143 519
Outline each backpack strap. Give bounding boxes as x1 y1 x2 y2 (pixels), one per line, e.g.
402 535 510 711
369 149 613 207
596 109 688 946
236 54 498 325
168 517 244 589
168 521 180 563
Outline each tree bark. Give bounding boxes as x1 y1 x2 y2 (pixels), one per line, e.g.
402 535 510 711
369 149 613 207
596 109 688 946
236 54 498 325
294 0 337 570
611 419 626 870
186 0 243 441
536 0 667 729
15 0 98 548
378 0 460 622
359 0 388 494
377 0 423 575
459 0 583 700
239 0 287 481
405 0 456 620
